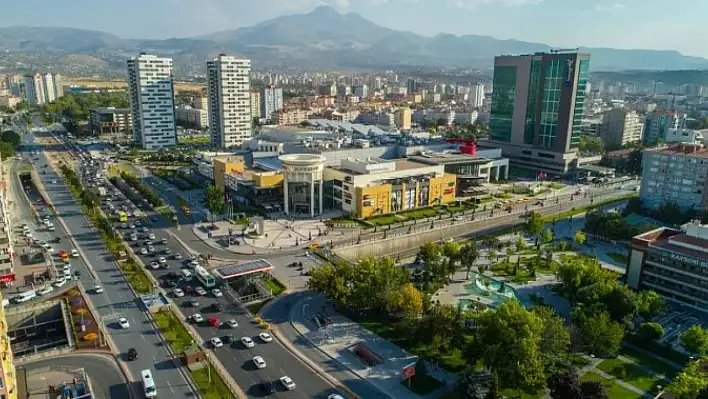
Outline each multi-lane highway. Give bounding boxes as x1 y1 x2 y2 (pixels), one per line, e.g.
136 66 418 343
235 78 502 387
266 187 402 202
23 132 196 398
102 174 342 398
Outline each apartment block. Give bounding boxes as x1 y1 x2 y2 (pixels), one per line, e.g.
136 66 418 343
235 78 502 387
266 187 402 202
207 55 252 148
127 54 177 149
598 108 644 148
639 144 708 212
23 74 45 105
175 106 208 129
250 90 261 119
260 86 283 121
643 111 687 145
394 108 412 130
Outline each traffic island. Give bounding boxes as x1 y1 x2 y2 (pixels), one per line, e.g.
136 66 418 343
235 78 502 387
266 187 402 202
63 288 107 350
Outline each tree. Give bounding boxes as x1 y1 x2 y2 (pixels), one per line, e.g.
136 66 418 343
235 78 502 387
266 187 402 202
204 184 225 223
667 358 708 399
0 142 15 159
459 243 479 280
639 322 665 341
681 326 708 355
580 381 608 399
81 190 100 210
636 290 666 319
455 372 497 399
572 307 625 357
542 228 554 245
1 130 21 147
602 286 637 323
386 283 423 319
533 306 571 369
548 372 582 399
442 241 461 279
475 300 546 392
573 231 586 246
525 212 544 246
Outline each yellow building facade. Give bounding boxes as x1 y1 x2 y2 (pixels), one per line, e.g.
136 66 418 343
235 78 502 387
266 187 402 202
355 173 456 218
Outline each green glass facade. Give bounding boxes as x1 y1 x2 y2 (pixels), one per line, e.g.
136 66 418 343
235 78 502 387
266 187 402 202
523 60 541 145
570 60 589 149
489 66 517 143
538 60 563 148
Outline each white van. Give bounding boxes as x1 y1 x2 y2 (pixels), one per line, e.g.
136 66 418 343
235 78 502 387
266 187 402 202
179 269 193 281
141 369 157 398
14 290 37 303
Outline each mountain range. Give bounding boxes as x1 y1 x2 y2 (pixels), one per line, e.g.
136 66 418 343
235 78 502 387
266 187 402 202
1 5 707 75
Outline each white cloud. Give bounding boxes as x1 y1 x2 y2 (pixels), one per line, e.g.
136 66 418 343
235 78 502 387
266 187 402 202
594 3 626 12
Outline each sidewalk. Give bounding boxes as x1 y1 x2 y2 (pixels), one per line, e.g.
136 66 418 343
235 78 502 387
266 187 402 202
289 295 456 399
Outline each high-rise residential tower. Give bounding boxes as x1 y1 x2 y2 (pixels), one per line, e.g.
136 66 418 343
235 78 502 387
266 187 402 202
470 83 485 108
482 51 590 175
127 54 177 149
207 55 252 149
42 73 56 103
260 85 283 121
23 74 45 105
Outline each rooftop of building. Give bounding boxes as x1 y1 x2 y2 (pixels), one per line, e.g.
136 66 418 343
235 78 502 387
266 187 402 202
332 158 431 175
643 143 708 158
633 222 708 260
409 152 491 165
91 107 130 113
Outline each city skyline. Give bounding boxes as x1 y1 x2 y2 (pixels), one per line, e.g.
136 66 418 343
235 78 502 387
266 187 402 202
1 0 706 58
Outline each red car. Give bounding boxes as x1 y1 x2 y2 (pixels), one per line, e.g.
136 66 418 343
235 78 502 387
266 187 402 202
208 316 219 327
183 285 194 294
195 287 207 296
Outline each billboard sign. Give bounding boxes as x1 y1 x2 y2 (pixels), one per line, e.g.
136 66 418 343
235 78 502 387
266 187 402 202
0 273 16 283
402 362 417 380
564 59 575 87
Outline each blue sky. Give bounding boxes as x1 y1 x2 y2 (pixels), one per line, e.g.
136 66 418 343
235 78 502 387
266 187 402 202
1 0 705 57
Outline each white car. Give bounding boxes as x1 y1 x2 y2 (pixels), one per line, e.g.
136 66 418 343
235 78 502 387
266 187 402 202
94 285 103 294
188 260 199 268
24 232 33 238
71 249 79 257
279 376 296 391
148 233 155 240
212 288 223 297
38 285 54 296
161 238 168 244
140 248 148 255
53 277 67 288
258 332 273 343
252 356 266 369
174 253 183 260
327 395 345 399
173 288 184 298
191 314 204 323
46 246 54 253
241 337 255 348
40 241 50 248
226 319 238 328
118 317 130 329
158 256 166 264
210 337 223 348
149 261 160 270
148 245 155 253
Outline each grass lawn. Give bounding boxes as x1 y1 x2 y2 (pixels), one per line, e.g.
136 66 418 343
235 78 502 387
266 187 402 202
106 164 131 177
499 388 545 399
580 371 643 399
153 311 193 355
178 136 210 145
619 347 681 379
367 215 401 226
608 252 628 264
596 358 666 394
189 364 236 399
548 183 566 190
399 207 441 220
494 192 513 199
401 373 443 395
264 278 287 296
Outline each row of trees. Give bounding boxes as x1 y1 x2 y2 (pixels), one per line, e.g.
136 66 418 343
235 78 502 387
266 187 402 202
623 197 708 226
412 241 479 292
117 172 163 207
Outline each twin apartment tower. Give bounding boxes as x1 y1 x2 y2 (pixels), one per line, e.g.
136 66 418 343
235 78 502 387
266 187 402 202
127 53 251 150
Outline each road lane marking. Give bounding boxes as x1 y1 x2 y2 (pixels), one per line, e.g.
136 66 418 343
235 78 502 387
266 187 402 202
166 381 174 393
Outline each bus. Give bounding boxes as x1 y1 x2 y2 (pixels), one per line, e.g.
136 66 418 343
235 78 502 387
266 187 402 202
141 369 157 398
195 265 216 288
117 211 128 223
